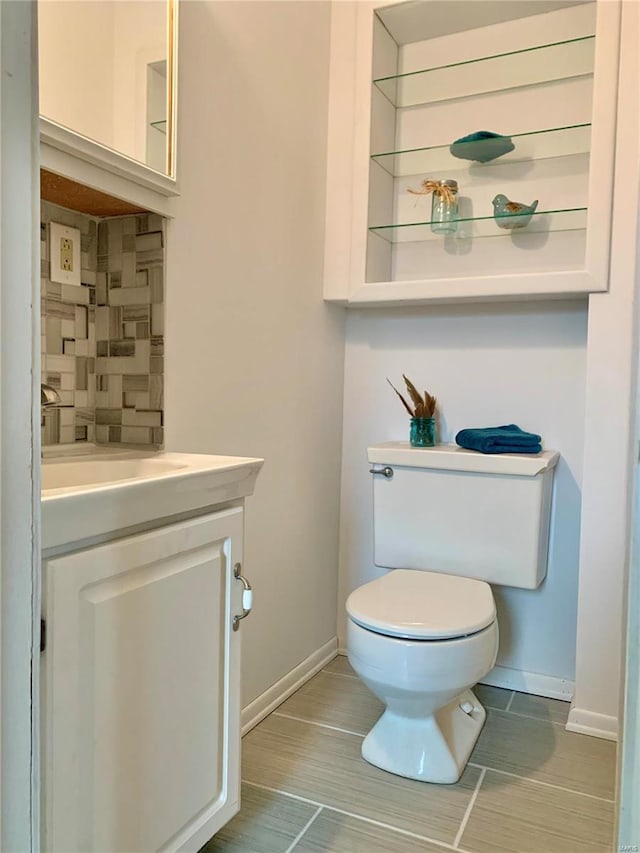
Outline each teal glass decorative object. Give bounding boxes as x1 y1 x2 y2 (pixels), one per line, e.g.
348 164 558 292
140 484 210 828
450 131 515 163
388 376 438 446
410 417 436 447
492 194 539 229
430 180 459 234
408 178 459 235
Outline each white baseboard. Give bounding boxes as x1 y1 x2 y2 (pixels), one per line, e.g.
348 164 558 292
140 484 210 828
241 637 338 736
566 707 618 741
481 664 575 701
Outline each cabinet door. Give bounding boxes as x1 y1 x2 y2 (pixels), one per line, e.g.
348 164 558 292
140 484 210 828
43 507 244 853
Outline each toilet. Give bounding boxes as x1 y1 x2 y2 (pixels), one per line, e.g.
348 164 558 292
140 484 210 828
346 442 559 784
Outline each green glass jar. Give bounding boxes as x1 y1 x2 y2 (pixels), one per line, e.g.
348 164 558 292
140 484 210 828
410 417 436 447
431 180 458 234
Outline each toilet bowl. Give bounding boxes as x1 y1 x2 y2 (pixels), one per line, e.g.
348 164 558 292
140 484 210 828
346 569 499 784
356 441 559 784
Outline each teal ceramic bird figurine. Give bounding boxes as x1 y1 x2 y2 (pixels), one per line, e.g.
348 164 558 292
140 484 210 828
492 194 539 229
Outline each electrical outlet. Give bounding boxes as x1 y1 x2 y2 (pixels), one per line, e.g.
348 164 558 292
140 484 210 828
60 238 74 272
50 222 81 286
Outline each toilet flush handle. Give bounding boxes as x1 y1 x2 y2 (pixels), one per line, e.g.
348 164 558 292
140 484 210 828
369 466 394 479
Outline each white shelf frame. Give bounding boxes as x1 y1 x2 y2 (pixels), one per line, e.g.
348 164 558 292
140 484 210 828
323 0 621 306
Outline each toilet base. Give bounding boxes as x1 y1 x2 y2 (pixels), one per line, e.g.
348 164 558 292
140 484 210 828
361 689 486 784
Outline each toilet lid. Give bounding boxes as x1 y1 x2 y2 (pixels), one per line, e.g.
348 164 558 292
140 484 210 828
346 570 496 640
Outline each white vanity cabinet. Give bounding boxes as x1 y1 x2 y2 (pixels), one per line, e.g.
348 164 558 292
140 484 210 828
42 506 245 853
324 0 621 305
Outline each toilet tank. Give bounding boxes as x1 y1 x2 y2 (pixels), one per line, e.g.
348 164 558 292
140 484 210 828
368 443 559 589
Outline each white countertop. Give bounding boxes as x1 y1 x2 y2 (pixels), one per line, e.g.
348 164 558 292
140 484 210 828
41 448 264 551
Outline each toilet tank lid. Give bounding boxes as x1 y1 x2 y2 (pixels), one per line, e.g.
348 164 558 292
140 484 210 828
368 443 559 476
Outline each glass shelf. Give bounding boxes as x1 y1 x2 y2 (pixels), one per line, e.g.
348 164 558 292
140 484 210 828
371 124 591 178
369 207 587 244
373 36 595 108
150 120 167 134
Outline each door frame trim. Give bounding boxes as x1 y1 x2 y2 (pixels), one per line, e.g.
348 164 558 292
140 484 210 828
0 1 41 849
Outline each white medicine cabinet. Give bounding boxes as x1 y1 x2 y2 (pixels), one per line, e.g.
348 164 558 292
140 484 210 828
323 0 620 305
38 0 179 206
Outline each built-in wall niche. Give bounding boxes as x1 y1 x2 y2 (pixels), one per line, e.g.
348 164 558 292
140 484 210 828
324 0 620 304
370 0 596 282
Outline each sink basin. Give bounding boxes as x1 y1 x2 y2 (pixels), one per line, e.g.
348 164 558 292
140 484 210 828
41 458 188 491
41 450 264 551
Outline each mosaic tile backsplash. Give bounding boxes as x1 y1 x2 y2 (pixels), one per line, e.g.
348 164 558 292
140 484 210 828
41 201 164 447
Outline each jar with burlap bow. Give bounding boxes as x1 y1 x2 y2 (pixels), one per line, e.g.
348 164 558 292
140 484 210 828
408 178 459 234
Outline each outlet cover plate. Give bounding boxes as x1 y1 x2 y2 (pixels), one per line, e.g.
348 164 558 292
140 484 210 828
49 222 81 286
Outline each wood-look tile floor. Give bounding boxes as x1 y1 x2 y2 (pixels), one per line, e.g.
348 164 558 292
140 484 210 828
203 655 616 853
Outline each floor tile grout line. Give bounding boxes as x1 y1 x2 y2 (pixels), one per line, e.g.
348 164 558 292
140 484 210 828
309 692 569 729
467 763 615 803
272 710 366 739
285 805 323 853
273 704 521 736
242 780 474 853
320 669 359 681
273 703 569 739
243 779 325 808
453 767 486 849
503 708 569 727
504 690 516 712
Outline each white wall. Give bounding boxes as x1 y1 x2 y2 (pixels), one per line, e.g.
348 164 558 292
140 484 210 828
165 1 344 709
338 300 588 691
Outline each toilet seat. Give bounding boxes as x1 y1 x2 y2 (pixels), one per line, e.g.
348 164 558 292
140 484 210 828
346 569 495 640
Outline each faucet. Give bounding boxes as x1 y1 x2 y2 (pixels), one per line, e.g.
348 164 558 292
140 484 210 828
41 384 62 408
41 384 62 455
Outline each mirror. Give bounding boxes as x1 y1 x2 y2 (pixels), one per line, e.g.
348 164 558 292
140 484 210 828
38 0 176 178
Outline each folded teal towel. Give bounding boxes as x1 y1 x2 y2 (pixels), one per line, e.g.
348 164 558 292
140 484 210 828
455 424 542 455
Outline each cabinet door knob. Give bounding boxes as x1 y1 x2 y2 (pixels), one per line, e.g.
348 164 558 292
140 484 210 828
232 563 253 631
